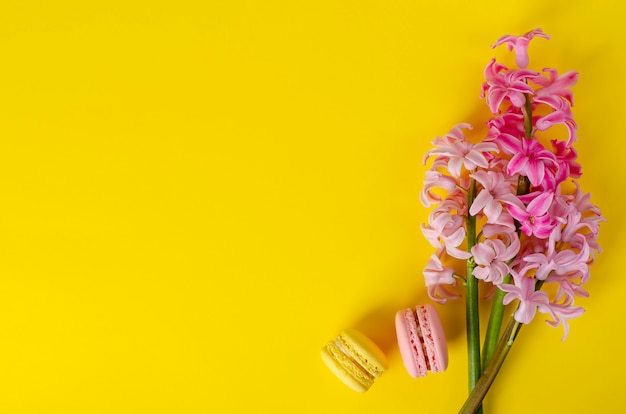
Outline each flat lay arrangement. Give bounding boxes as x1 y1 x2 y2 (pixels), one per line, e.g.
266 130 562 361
5 3 621 413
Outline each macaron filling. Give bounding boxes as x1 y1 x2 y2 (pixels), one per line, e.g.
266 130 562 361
416 305 439 372
323 339 375 389
402 308 430 375
337 332 384 378
321 328 388 392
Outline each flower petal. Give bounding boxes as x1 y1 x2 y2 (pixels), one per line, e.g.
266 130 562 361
527 191 554 216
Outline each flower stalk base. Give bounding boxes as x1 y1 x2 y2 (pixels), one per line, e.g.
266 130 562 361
459 316 521 414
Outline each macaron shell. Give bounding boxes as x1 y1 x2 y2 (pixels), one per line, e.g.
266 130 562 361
416 304 448 373
395 309 428 378
339 328 389 377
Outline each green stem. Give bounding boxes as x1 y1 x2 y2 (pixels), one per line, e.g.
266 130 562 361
459 315 522 414
481 274 510 367
481 92 533 369
465 179 481 401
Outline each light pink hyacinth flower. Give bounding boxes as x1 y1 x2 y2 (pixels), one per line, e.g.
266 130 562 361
522 234 590 281
421 211 472 260
544 303 585 341
469 169 522 227
500 270 551 324
471 236 520 285
420 170 458 207
423 252 461 304
425 124 498 178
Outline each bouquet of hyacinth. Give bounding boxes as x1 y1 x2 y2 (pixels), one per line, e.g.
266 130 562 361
419 29 604 413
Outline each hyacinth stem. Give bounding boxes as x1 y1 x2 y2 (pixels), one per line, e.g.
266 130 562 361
523 93 533 137
482 176 528 368
482 93 534 370
481 274 510 368
465 178 482 414
458 316 522 414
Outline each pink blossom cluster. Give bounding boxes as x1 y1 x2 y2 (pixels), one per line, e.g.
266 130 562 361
420 29 604 339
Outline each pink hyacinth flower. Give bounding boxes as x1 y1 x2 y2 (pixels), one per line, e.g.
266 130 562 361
483 63 538 114
551 272 590 304
428 140 499 178
533 68 578 110
535 109 578 145
492 28 550 69
432 123 474 146
469 170 523 226
551 186 606 255
500 270 551 324
544 303 585 341
421 211 472 260
471 236 520 285
523 234 590 281
423 252 461 304
425 124 498 178
507 192 555 239
420 170 458 207
499 135 558 187
552 139 582 184
486 112 525 141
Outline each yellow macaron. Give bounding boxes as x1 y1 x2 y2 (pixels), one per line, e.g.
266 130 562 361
321 328 388 392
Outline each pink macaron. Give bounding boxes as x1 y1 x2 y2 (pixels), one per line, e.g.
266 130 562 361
395 304 448 378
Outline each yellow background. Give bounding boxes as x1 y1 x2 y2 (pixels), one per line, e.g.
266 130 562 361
0 1 623 412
